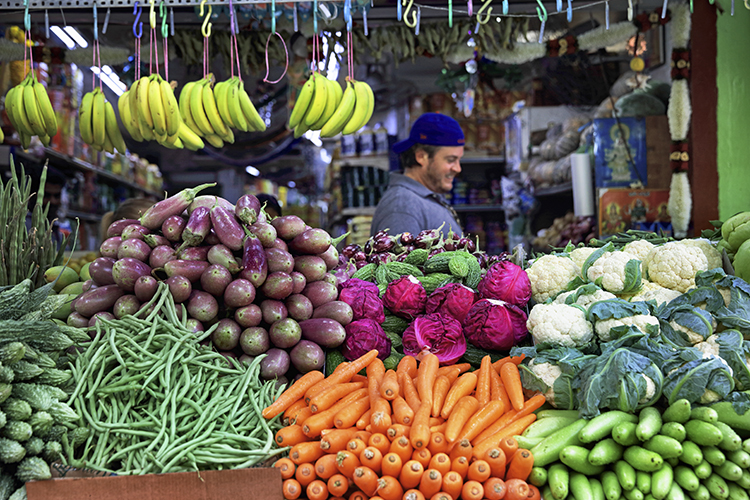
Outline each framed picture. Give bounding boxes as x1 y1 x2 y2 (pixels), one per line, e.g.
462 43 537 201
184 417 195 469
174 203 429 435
628 26 666 70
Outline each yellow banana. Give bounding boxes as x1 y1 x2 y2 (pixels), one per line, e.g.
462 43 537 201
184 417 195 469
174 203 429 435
294 119 309 139
288 77 315 129
217 125 234 144
320 80 356 138
0 127 5 144
203 134 224 148
92 89 107 147
148 76 167 136
304 74 328 127
22 82 46 137
332 78 343 108
18 130 31 150
138 112 156 141
160 79 181 137
214 80 235 130
177 122 205 151
39 133 50 147
310 78 338 131
342 80 370 135
118 91 144 142
78 91 95 145
362 82 375 128
202 79 229 137
4 86 18 132
136 76 154 131
103 132 115 154
11 79 35 137
190 79 215 136
105 100 128 154
238 82 265 132
34 80 58 138
227 79 249 133
179 81 204 137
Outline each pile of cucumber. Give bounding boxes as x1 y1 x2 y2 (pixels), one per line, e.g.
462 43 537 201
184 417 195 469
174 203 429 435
519 401 750 500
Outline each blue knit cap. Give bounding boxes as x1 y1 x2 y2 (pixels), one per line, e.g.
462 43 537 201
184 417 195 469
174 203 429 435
392 113 465 154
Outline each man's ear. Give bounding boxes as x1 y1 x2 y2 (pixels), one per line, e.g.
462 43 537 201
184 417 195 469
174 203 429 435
414 148 430 167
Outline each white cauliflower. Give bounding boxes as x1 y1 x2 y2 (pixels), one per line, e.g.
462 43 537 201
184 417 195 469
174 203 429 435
670 320 711 345
639 374 657 404
647 242 709 293
586 251 643 294
527 360 562 404
527 303 595 348
629 281 683 306
526 255 580 303
554 288 617 309
694 335 733 373
595 314 660 342
700 390 723 404
679 239 723 271
570 247 597 274
623 240 656 262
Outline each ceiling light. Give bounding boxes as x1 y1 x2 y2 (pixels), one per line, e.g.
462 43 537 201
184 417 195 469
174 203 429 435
90 66 124 96
101 65 113 75
64 26 88 48
246 166 260 176
50 26 75 50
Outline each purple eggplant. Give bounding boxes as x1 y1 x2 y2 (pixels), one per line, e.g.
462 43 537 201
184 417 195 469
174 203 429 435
121 224 150 241
329 269 350 286
75 285 125 317
312 301 353 326
67 312 90 328
186 319 204 333
112 258 152 292
143 234 171 248
81 280 97 293
181 206 212 248
113 295 141 319
293 256 327 283
224 279 256 308
134 275 159 302
164 260 210 283
140 183 216 229
298 318 346 348
99 237 122 259
186 290 219 322
178 246 210 262
166 275 192 303
270 238 288 251
261 300 288 324
321 273 338 287
107 218 139 238
210 205 244 251
272 215 307 241
269 318 301 349
302 281 338 308
240 232 268 288
261 272 294 300
201 264 233 296
318 245 339 271
285 294 314 322
290 340 325 373
291 272 307 295
204 230 221 246
212 318 242 351
88 312 115 328
188 195 234 215
249 222 277 248
235 304 262 328
162 215 187 242
266 248 295 275
150 245 177 269
90 257 117 286
260 349 290 379
240 327 270 356
117 239 152 262
341 244 361 260
207 244 241 274
399 232 415 245
235 194 262 225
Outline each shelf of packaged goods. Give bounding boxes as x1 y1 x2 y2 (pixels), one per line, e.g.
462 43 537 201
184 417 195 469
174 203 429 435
66 210 103 223
332 155 390 171
14 147 163 198
328 206 378 227
460 155 506 165
452 204 505 213
534 182 573 197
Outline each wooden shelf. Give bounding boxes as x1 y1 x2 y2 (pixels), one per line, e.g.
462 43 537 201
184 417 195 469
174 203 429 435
67 210 103 223
535 182 573 197
460 155 506 165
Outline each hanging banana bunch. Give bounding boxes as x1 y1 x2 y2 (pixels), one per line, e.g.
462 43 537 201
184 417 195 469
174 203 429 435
5 71 58 150
78 86 128 154
213 76 268 136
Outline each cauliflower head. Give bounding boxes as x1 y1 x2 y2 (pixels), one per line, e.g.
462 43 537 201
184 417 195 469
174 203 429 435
586 251 643 294
639 374 657 404
629 281 683 306
527 303 594 348
694 335 733 373
526 255 580 303
647 242 709 293
595 314 660 342
527 360 562 404
670 320 710 345
555 288 617 309
679 239 723 271
570 247 597 274
623 240 656 262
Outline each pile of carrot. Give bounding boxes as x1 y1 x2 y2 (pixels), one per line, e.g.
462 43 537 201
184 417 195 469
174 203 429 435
262 349 546 500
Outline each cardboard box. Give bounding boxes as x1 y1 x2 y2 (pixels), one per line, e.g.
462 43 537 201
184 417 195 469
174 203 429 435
27 467 283 500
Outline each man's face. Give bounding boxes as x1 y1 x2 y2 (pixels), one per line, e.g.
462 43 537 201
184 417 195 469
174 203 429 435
415 146 464 194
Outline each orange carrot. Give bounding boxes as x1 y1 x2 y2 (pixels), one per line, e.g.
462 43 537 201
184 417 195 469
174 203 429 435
375 476 403 500
354 430 374 443
445 396 480 443
276 425 310 447
368 432 390 454
499 362 524 411
461 480 484 500
429 493 452 500
401 372 422 412
335 396 371 429
429 417 444 427
380 369 400 400
381 452 403 478
387 423 412 441
449 439 473 461
315 453 340 480
439 363 471 377
430 376 451 418
307 479 329 500
353 466 380 497
327 474 350 498
348 491 369 500
504 478 530 500
491 354 525 374
293 407 315 427
304 350 380 402
399 460 425 490
456 400 506 443
403 489 426 500
427 432 450 456
283 478 303 500
290 441 325 465
467 460 491 483
361 446 384 474
441 470 464 500
283 399 309 425
295 462 317 486
483 447 507 479
451 455 470 479
498 437 519 462
397 355 418 381
347 437 368 457
430 422 448 435
505 449 534 481
369 359 393 435
440 372 478 419
473 418 534 461
392 396 415 425
472 409 518 446
335 450 361 478
263 371 325 419
416 353 440 405
418 469 443 499
409 402 432 450
357 409 373 430
489 363 511 409
411 447 432 468
303 388 369 438
475 356 493 407
275 457 296 480
390 435 414 463
428 452 451 477
352 374 368 384
310 382 366 413
527 484 541 500
483 478 507 500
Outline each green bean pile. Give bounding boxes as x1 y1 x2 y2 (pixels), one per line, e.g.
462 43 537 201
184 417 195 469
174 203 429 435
66 283 287 475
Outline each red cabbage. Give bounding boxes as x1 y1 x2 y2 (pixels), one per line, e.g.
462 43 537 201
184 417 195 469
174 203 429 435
342 319 392 361
383 275 427 320
338 278 385 322
425 283 477 324
463 298 528 351
477 261 532 307
402 313 467 365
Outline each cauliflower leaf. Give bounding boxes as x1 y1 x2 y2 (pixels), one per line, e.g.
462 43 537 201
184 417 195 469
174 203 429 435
582 245 643 294
662 348 735 405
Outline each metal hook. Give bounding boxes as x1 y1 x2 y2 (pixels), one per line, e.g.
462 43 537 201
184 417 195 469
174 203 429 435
102 7 111 34
170 7 175 36
44 9 49 38
271 0 277 33
23 0 30 32
160 1 168 38
448 0 453 27
200 0 212 37
502 0 508 15
402 0 417 27
93 1 98 41
476 0 493 24
149 0 156 30
566 0 572 21
133 2 143 38
535 0 547 23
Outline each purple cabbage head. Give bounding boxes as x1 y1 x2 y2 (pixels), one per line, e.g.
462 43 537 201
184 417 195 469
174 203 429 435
463 298 528 351
425 283 477 324
338 278 385 323
477 261 532 307
383 275 427 320
402 313 466 365
342 319 392 361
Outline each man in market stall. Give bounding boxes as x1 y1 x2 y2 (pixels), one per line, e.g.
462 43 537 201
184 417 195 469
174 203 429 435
371 113 464 237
